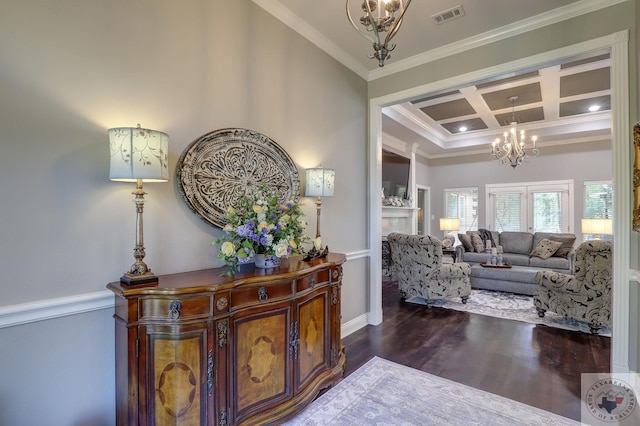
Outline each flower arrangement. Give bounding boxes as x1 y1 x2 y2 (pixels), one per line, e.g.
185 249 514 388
213 185 309 274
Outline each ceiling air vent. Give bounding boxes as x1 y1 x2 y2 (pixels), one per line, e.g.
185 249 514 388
432 5 465 25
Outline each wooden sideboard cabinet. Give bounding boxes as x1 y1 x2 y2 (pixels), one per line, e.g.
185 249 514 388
107 253 346 426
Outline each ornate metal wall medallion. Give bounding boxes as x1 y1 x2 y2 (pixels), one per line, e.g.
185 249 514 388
176 128 301 228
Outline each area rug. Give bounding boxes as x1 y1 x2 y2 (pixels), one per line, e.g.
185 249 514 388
408 289 611 336
284 356 579 425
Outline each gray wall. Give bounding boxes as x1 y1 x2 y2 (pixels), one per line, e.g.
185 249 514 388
0 1 368 424
421 141 612 242
0 310 115 426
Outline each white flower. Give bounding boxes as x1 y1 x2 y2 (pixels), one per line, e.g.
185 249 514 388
275 242 289 257
279 214 290 227
220 241 235 257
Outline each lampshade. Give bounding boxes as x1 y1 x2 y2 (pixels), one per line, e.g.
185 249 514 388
439 218 460 232
305 168 335 197
581 218 613 235
109 126 169 182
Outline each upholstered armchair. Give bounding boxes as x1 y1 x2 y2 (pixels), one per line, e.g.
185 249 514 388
386 233 472 307
534 240 612 334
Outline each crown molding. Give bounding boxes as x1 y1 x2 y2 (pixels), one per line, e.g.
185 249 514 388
421 132 612 161
251 0 370 79
369 0 628 80
253 0 627 82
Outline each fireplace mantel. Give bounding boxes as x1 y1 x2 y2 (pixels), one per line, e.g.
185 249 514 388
382 206 419 237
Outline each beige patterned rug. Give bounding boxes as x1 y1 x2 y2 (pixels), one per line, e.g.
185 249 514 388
285 357 579 425
407 289 611 336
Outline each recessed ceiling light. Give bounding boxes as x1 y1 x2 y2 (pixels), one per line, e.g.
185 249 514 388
589 104 601 112
459 126 468 132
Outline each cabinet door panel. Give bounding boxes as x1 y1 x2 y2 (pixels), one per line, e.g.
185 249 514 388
297 290 329 390
142 324 210 426
233 306 291 421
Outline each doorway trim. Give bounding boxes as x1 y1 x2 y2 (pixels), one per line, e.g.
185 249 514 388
416 184 431 236
367 31 630 372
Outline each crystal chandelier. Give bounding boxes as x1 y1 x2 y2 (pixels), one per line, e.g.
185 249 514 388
491 96 539 169
346 0 412 67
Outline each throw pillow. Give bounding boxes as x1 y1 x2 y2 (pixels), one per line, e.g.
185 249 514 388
530 238 563 259
458 233 474 252
470 232 485 253
548 235 576 258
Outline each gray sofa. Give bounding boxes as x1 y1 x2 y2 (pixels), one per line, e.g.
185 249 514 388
455 231 576 273
454 231 577 295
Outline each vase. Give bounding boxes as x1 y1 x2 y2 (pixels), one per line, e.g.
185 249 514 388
254 254 281 269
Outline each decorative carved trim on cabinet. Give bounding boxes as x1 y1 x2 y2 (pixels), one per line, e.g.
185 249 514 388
218 320 228 348
108 253 346 426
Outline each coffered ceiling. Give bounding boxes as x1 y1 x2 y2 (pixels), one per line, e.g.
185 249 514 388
382 52 611 158
253 0 618 159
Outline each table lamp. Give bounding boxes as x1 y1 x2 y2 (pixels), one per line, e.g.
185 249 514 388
305 168 335 243
439 218 460 248
109 124 169 285
581 218 612 240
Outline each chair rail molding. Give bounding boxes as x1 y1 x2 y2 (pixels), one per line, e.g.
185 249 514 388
0 250 370 329
0 291 113 329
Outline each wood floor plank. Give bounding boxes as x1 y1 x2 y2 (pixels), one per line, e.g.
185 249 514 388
341 279 611 421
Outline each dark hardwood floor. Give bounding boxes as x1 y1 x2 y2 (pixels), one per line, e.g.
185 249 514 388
341 279 610 421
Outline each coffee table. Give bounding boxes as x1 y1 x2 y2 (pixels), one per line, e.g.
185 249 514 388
470 264 540 295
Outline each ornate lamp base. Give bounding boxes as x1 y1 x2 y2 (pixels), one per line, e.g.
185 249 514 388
118 180 159 286
303 246 329 261
120 272 158 286
120 257 158 286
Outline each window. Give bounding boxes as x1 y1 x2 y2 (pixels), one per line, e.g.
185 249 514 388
584 181 613 240
532 191 564 233
492 191 524 232
486 180 573 233
444 187 478 233
584 181 612 219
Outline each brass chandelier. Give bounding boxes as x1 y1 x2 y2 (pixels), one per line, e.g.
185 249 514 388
491 96 539 169
346 0 412 67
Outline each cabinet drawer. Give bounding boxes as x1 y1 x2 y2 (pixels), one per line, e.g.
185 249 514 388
231 281 292 309
138 295 213 321
296 270 329 292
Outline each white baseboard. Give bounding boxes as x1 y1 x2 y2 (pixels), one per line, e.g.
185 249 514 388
341 312 369 338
